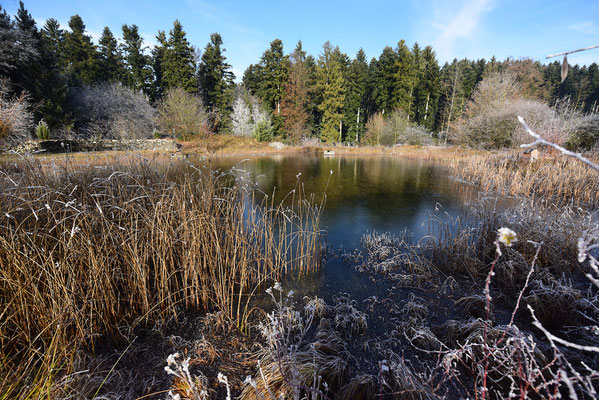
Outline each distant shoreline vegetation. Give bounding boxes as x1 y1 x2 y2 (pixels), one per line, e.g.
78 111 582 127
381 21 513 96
1 2 598 151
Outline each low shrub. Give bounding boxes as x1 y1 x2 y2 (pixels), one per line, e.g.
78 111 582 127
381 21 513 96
157 87 209 141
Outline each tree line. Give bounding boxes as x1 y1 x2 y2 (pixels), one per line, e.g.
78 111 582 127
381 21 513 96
1 1 598 144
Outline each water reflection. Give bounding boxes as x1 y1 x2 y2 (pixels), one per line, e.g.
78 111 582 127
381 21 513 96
206 154 479 300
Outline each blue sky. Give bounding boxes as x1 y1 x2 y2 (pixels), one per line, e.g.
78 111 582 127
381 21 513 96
3 0 599 80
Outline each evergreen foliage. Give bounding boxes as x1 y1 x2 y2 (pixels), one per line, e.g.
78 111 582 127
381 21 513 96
62 15 100 85
121 24 152 96
161 20 197 94
98 27 124 82
315 42 345 143
198 33 235 132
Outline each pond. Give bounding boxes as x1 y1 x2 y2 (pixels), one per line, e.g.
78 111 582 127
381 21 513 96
208 153 481 302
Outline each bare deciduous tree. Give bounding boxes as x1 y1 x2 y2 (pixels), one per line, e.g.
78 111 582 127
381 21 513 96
0 79 33 148
70 82 155 140
157 87 209 141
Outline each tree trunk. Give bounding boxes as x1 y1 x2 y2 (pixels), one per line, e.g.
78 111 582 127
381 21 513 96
356 107 360 143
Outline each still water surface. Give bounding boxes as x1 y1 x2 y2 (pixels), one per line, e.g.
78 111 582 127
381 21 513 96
208 154 479 300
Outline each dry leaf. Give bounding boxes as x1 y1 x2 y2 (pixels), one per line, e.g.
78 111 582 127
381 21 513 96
561 55 568 83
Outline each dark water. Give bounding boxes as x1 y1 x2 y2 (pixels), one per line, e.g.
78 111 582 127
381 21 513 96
208 153 480 300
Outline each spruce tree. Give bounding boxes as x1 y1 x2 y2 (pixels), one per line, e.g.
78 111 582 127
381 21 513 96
242 63 263 95
344 48 369 142
0 3 39 92
394 40 415 117
62 15 100 85
38 18 69 129
98 27 125 82
151 30 167 101
415 46 441 130
315 42 345 143
198 33 235 132
370 46 398 115
121 24 152 95
258 39 289 114
162 20 197 93
13 2 42 98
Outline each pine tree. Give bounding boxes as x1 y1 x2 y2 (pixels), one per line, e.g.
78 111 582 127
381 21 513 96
280 41 310 143
121 24 152 95
315 42 345 143
62 15 100 85
343 48 369 142
98 27 124 82
162 20 197 93
198 33 235 132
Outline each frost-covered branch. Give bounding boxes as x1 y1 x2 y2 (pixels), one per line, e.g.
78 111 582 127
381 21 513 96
518 116 599 173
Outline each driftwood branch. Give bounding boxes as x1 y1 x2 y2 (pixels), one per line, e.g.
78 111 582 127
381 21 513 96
518 116 599 173
546 44 599 59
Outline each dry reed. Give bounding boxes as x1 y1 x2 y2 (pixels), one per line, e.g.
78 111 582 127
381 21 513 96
0 155 322 398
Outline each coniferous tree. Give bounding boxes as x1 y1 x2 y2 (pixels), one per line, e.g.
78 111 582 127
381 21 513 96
198 33 235 132
343 48 369 142
62 15 100 85
414 46 440 129
121 24 152 95
371 46 398 115
315 41 345 143
98 27 124 82
258 39 289 114
394 40 415 117
242 63 264 96
38 18 69 129
151 30 167 101
280 41 310 143
162 20 197 93
0 4 38 92
13 2 42 98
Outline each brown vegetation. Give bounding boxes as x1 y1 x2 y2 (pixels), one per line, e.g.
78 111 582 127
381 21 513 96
0 155 322 398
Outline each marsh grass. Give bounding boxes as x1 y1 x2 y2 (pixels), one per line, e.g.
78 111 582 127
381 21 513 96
0 155 322 398
451 151 599 207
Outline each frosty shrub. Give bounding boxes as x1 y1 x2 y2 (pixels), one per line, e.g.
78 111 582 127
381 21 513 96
157 87 209 141
567 113 599 151
0 79 33 148
70 82 155 140
231 92 273 141
454 72 577 149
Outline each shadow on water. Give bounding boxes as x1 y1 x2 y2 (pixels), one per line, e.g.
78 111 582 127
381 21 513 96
205 154 482 303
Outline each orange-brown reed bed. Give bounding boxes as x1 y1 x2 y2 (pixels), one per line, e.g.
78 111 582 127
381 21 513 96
0 155 322 398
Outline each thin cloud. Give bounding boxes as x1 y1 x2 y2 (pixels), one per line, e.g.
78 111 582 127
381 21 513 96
432 0 496 61
569 20 597 35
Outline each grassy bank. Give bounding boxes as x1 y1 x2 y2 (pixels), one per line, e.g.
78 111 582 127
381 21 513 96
0 155 322 398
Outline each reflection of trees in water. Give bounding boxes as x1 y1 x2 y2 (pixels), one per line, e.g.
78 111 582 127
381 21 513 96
208 155 479 231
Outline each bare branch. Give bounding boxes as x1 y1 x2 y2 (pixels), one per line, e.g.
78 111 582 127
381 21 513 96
518 116 599 173
546 44 599 59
